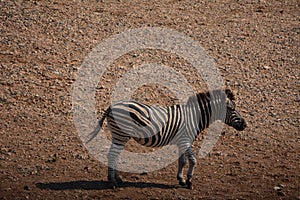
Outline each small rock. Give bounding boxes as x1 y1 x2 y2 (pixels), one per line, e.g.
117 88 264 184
47 154 58 163
274 186 282 191
75 154 83 159
24 185 30 190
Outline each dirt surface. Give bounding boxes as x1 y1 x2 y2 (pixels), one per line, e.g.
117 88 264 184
1 0 299 199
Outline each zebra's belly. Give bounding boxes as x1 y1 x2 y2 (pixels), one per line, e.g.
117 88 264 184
133 127 180 148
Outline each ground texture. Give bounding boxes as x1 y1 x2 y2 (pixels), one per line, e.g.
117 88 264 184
1 0 299 199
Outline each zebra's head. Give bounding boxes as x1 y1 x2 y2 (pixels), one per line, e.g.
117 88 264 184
224 89 247 131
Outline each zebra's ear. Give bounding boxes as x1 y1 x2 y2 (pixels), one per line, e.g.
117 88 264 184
225 89 235 100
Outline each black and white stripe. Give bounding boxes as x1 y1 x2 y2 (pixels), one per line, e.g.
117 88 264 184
89 89 247 189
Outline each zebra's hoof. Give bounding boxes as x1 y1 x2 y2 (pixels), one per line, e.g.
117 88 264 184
179 180 186 187
108 182 117 189
186 181 193 189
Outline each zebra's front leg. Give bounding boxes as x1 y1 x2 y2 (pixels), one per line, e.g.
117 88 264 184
107 142 125 189
177 153 187 186
185 146 197 189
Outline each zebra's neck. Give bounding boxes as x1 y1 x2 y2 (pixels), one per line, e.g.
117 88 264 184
186 91 226 133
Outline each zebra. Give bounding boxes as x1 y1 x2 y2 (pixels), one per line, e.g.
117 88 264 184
88 89 247 189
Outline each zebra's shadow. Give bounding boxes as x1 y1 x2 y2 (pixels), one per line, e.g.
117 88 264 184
36 180 178 190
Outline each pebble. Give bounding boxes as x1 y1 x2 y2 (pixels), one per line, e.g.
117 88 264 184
273 186 281 191
24 185 30 190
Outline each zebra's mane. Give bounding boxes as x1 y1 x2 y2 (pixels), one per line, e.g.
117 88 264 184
187 89 235 105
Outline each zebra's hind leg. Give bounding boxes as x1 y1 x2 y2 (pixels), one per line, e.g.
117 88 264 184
107 142 126 189
185 146 197 189
177 153 187 187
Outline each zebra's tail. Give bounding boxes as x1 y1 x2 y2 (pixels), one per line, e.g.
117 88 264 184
87 107 111 143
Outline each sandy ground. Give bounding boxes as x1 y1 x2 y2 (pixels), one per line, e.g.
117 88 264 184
1 0 299 199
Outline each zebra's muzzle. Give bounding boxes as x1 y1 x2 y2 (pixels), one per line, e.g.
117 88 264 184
233 119 247 131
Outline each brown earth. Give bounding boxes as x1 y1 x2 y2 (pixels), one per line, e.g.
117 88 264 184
1 0 299 199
